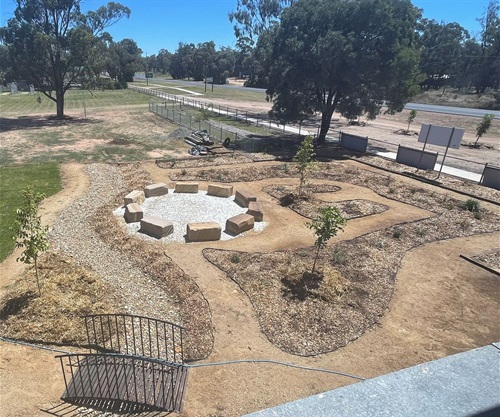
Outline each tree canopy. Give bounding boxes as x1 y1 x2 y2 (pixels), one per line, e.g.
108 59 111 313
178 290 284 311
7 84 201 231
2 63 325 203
229 0 295 48
265 0 422 142
0 0 130 117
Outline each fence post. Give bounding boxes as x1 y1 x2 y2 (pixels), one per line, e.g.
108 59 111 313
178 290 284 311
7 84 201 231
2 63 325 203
220 126 223 141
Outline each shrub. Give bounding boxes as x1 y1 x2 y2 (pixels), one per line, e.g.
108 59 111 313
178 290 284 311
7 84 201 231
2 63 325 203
331 247 347 265
230 254 240 264
463 198 480 212
392 228 402 239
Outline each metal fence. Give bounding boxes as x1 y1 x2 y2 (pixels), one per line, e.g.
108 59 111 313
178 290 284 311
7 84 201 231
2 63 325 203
57 353 188 413
84 314 185 364
129 85 312 138
131 85 491 183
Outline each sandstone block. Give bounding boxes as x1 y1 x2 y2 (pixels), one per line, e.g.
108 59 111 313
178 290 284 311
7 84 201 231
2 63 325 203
139 216 173 239
187 222 221 242
175 182 199 193
247 201 264 222
124 190 145 206
207 184 233 198
234 189 257 207
124 203 143 223
144 183 168 197
226 213 254 235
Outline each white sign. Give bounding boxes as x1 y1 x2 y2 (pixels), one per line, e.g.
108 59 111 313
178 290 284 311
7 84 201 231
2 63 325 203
205 77 213 83
418 124 464 149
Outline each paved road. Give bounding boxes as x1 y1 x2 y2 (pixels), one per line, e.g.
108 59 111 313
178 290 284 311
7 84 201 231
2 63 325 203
134 75 499 117
404 103 499 118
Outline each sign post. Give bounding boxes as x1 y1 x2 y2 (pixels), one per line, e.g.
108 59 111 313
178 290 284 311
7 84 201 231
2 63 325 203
145 72 153 86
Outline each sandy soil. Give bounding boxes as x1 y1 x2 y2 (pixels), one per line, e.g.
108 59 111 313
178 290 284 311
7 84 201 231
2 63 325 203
1 120 499 415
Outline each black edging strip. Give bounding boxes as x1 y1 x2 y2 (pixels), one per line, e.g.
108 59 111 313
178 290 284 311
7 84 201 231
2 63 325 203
459 254 500 276
347 157 500 207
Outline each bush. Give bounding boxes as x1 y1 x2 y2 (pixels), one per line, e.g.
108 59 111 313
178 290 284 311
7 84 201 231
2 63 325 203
463 198 480 212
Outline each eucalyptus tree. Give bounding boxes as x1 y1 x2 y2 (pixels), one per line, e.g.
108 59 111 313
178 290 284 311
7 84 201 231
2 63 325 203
0 0 130 118
419 20 469 92
229 0 295 47
265 0 422 143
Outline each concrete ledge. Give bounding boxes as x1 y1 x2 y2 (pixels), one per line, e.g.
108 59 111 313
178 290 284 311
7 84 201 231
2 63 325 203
247 201 264 222
144 183 168 197
124 203 143 223
139 216 173 239
175 182 199 193
207 184 233 198
235 189 257 207
187 222 221 242
124 190 145 206
226 213 254 235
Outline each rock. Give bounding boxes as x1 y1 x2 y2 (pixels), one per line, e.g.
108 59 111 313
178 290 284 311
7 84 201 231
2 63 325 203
234 189 257 208
207 184 233 198
226 213 254 235
139 216 173 239
175 182 199 193
124 190 145 205
144 183 168 197
247 201 263 222
124 203 143 223
187 222 221 242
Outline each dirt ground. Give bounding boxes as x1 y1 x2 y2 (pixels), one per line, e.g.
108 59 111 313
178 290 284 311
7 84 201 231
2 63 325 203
1 156 499 417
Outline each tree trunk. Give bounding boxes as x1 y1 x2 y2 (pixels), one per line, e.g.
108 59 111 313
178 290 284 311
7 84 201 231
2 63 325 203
34 257 41 297
311 244 321 275
56 88 65 118
317 107 334 144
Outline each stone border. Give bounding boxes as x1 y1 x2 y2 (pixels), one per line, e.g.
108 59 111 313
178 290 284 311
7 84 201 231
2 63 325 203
120 184 264 242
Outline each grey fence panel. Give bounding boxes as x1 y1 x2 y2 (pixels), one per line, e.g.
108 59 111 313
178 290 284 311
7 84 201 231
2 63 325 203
480 164 500 190
340 132 369 153
396 145 438 170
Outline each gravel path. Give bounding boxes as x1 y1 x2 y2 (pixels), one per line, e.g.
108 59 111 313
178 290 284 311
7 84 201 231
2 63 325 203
49 163 180 323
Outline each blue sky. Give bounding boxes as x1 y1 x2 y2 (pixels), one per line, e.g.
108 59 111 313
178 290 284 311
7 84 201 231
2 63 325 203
0 0 493 55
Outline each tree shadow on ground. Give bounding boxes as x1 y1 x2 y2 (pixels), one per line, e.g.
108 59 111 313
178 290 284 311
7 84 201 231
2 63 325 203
0 116 102 133
0 291 36 320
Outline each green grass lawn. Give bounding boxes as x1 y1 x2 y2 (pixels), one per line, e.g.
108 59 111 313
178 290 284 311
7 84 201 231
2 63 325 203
0 163 61 261
0 89 154 115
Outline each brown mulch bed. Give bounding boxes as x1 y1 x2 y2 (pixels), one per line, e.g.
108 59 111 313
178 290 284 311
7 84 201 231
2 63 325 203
156 153 253 169
90 163 214 360
350 154 500 204
263 184 388 220
471 250 500 270
169 163 300 182
200 161 500 356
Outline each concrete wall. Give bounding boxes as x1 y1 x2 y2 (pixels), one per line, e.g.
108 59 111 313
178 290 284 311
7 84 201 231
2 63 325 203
340 133 369 153
480 164 500 191
396 145 438 170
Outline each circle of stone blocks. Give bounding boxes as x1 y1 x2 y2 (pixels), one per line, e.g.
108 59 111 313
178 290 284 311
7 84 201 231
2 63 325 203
234 189 257 208
246 201 264 222
124 190 145 206
187 222 221 242
207 184 233 198
225 213 255 235
144 183 169 198
175 182 199 193
124 203 143 223
139 216 174 239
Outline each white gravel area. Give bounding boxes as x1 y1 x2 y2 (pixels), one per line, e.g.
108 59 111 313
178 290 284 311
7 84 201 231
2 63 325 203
114 191 267 242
